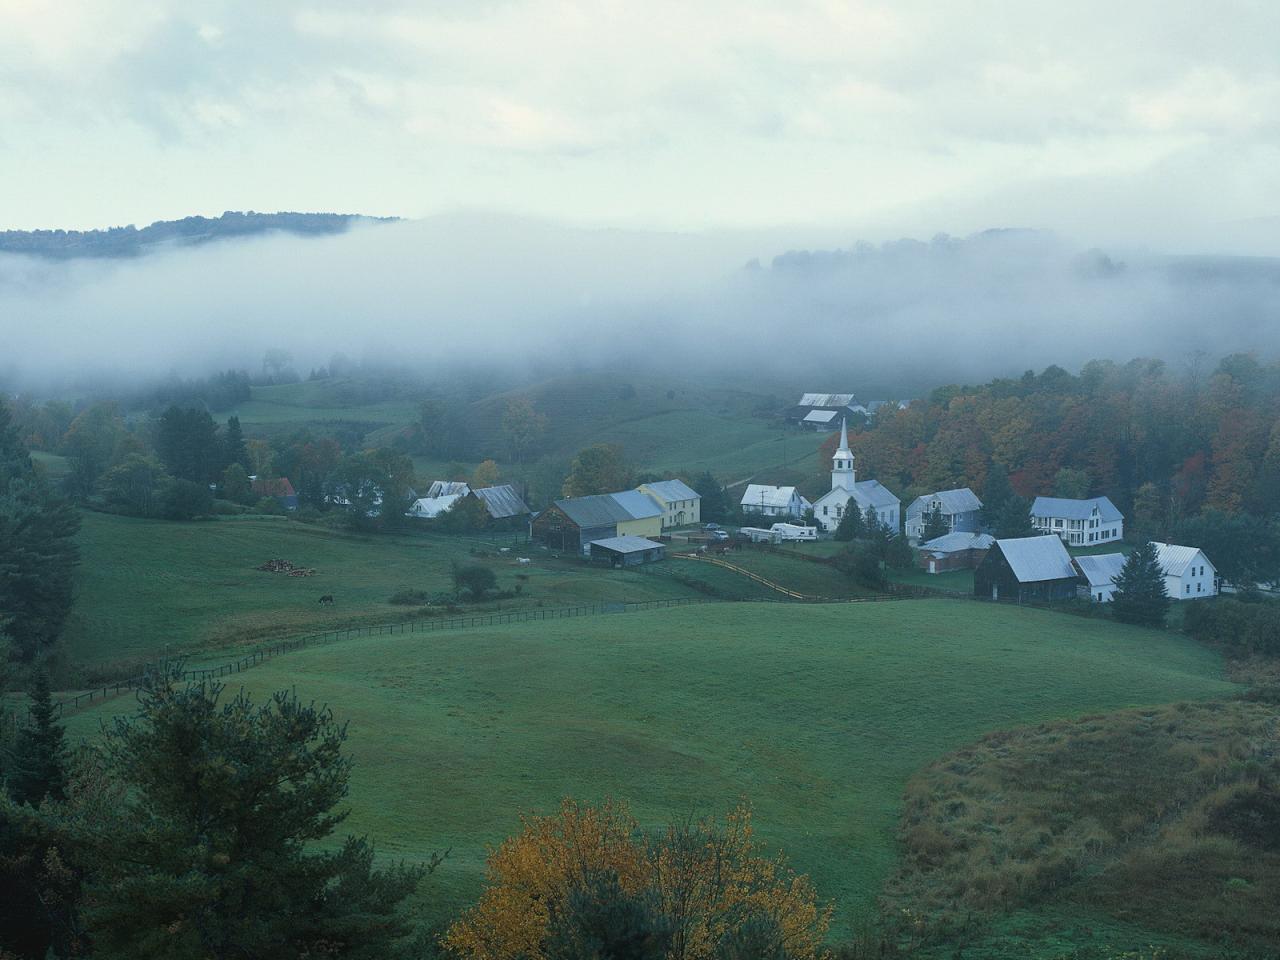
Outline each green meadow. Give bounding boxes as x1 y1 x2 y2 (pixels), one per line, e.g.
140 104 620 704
64 511 692 671
66 600 1235 942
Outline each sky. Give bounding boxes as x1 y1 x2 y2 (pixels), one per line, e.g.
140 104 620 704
2 1 1280 242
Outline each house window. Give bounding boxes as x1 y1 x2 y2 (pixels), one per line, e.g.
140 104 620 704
822 506 828 516
1185 584 1190 595
1097 592 1103 602
1197 582 1202 593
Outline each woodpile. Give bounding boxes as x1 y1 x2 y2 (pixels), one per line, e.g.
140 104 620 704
256 559 317 577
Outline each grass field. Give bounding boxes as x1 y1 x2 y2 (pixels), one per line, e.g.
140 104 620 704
65 600 1235 945
64 511 693 672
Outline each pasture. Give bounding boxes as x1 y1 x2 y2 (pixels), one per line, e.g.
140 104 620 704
66 600 1235 944
64 511 692 673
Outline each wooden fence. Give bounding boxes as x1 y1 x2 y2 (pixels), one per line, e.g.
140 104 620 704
49 596 707 719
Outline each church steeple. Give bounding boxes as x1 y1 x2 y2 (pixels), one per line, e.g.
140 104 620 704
831 418 855 491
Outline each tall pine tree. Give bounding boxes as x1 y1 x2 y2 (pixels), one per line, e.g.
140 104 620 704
6 671 68 806
921 503 950 541
1111 542 1170 627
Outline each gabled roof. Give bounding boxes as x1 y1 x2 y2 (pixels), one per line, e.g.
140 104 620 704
471 484 530 519
741 484 800 509
996 535 1076 583
609 490 663 520
1151 542 1213 577
553 494 634 528
1075 552 1127 588
252 477 296 498
426 480 470 498
801 409 839 424
641 479 700 503
589 535 665 554
407 494 462 519
798 393 856 408
909 487 983 516
851 479 900 509
1030 495 1123 522
922 531 994 553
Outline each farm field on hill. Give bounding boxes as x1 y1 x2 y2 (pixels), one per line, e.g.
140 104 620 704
64 511 692 672
66 600 1235 943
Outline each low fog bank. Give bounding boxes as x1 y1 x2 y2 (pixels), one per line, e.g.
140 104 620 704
2 215 1278 393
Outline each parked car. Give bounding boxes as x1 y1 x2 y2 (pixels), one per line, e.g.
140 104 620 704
711 529 730 541
704 522 721 530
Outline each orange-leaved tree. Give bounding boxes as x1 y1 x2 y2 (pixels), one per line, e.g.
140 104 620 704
444 799 831 960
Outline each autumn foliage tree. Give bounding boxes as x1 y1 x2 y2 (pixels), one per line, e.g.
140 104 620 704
445 799 830 960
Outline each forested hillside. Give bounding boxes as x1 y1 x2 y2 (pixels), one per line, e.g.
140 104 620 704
0 211 393 259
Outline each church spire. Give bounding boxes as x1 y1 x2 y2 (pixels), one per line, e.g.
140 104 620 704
831 418 855 491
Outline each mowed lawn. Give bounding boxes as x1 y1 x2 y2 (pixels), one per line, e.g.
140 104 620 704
65 512 693 669
66 600 1235 937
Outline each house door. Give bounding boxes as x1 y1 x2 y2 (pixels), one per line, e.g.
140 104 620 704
928 559 936 574
991 584 999 600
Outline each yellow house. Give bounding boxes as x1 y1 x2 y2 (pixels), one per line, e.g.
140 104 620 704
610 490 665 539
637 479 701 528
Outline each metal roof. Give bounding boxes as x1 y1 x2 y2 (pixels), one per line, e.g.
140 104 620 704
802 409 839 423
609 490 663 520
798 393 855 407
407 494 462 519
471 484 531 519
741 484 800 509
996 535 1076 582
851 479 900 509
908 487 983 517
921 531 994 553
553 494 634 528
1030 495 1123 522
1075 552 1127 587
1151 542 1213 577
588 535 665 554
640 479 700 503
425 480 470 499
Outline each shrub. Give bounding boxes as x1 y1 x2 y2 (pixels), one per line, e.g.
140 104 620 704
156 478 213 520
453 564 498 600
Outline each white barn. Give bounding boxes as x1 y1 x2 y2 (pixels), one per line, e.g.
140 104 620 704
740 484 808 518
1031 496 1124 546
811 420 900 533
1152 542 1218 600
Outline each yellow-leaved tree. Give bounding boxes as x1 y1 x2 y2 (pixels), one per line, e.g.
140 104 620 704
445 799 831 960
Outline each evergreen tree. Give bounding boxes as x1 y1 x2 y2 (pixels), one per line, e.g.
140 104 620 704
862 504 885 543
220 462 253 505
980 462 1013 529
223 415 247 471
833 503 864 541
993 494 1035 539
921 503 949 542
691 471 732 523
81 677 434 960
0 400 81 662
5 671 68 806
1111 542 1171 627
543 870 673 960
155 406 221 483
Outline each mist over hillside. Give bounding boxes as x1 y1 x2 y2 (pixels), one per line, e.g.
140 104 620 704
0 211 394 260
3 214 1279 393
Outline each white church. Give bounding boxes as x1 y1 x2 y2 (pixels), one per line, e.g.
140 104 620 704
812 420 902 534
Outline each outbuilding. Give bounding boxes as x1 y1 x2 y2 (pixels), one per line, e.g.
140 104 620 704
589 536 666 567
918 531 994 574
1074 552 1127 603
974 535 1078 603
1151 542 1218 600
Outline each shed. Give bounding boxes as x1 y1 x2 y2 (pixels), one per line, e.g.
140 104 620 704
974 535 1078 602
801 409 839 430
918 531 994 574
251 477 298 510
468 484 532 520
589 535 666 567
1074 552 1127 603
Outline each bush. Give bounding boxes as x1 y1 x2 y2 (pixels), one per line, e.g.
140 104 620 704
157 478 214 520
210 498 248 515
255 497 285 515
453 564 498 600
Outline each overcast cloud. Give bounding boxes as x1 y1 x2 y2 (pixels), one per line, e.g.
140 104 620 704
2 1 1279 241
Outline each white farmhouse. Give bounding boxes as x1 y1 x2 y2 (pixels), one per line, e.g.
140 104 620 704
1030 496 1124 546
811 420 901 533
1152 542 1218 600
740 484 808 518
905 487 983 540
